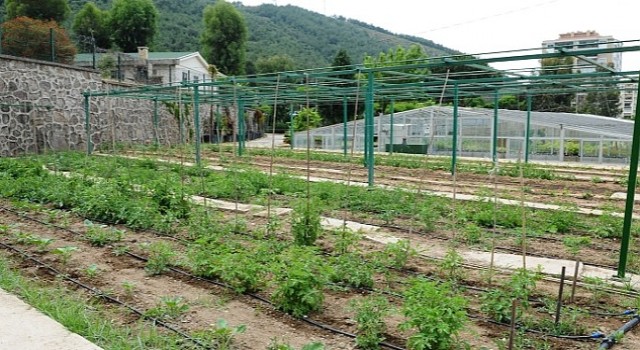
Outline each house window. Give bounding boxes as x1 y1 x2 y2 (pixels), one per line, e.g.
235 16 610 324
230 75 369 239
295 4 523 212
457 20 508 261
182 72 188 81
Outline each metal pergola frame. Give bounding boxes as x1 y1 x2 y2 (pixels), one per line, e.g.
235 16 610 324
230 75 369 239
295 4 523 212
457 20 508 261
83 41 640 278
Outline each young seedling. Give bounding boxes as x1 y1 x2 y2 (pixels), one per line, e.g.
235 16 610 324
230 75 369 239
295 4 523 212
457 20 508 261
198 319 246 350
84 264 100 278
145 296 190 320
144 241 176 276
84 220 125 247
121 281 136 298
52 246 79 264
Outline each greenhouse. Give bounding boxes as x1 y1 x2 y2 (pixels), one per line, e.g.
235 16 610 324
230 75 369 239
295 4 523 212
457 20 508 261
292 106 635 164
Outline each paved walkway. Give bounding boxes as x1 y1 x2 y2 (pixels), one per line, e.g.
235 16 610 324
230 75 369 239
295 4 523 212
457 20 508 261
0 288 102 350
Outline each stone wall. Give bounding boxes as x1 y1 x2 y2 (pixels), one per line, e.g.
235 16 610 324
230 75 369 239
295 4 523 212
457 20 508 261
0 55 261 157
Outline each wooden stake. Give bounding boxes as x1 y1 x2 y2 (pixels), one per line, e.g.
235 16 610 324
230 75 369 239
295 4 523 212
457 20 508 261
571 260 580 303
508 299 518 350
555 266 567 327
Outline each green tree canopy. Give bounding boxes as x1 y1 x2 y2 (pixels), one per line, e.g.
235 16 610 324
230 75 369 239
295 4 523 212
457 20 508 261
5 0 70 22
1 16 76 64
577 65 621 117
72 2 111 51
201 0 248 76
256 54 295 74
109 0 158 52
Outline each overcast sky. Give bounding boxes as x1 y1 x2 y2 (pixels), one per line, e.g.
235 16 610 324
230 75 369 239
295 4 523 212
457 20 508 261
236 0 640 72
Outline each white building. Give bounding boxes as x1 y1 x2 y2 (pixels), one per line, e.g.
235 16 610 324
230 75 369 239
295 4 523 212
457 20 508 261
621 83 638 119
542 31 622 73
75 47 216 84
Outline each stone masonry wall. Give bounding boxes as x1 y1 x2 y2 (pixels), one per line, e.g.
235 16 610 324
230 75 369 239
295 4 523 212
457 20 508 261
0 55 261 157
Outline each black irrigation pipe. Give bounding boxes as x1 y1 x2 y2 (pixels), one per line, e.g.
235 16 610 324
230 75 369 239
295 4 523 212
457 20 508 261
0 240 211 350
0 205 406 350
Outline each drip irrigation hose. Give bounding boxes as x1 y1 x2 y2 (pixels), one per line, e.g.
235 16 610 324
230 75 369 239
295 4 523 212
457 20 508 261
0 240 211 349
599 315 640 349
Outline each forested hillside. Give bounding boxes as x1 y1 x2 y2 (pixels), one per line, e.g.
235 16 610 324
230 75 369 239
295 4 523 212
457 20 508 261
2 0 460 69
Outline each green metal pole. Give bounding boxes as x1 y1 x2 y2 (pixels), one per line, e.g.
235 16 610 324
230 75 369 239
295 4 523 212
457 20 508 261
237 98 245 156
194 86 201 166
617 74 640 278
153 98 159 146
493 90 499 164
50 28 55 62
343 96 348 156
525 94 532 163
451 83 459 175
390 99 395 154
215 105 221 144
84 94 91 155
289 104 294 150
366 72 375 187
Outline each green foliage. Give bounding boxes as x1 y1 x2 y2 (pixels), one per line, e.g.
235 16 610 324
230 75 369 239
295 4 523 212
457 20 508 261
349 295 390 349
480 268 542 323
145 296 189 320
330 253 375 289
272 246 327 317
201 0 247 75
109 0 158 52
400 278 467 350
52 246 78 264
194 319 246 350
83 220 124 247
6 0 70 22
291 199 322 246
72 2 111 50
562 236 591 257
378 239 416 269
0 16 77 64
84 264 100 278
292 107 323 131
267 339 325 350
438 248 465 283
256 54 295 73
144 241 176 276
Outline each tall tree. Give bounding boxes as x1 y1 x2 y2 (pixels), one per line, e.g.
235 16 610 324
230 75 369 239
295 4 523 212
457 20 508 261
109 0 158 52
1 16 76 64
72 2 111 51
577 65 621 117
318 49 357 125
201 0 248 76
5 0 70 23
531 57 575 112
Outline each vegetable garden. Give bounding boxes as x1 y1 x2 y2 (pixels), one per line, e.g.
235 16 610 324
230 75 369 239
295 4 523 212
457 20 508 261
2 43 640 349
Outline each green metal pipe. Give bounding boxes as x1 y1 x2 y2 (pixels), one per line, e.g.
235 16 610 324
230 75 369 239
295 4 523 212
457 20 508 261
525 94 532 163
237 98 245 156
451 83 459 175
343 96 348 156
289 104 294 150
50 28 55 62
617 73 640 278
84 94 91 155
366 72 375 187
153 98 159 146
194 86 201 166
493 90 499 164
390 99 395 155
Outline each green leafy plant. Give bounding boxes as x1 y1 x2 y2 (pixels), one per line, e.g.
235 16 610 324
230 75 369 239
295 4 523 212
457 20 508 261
84 264 100 278
330 253 375 289
52 246 78 264
145 296 190 320
195 319 246 350
29 236 55 252
272 246 327 317
267 339 324 350
481 268 542 323
84 220 124 247
291 200 322 246
380 239 416 269
462 223 484 245
349 295 390 349
562 236 591 258
438 248 465 283
400 278 467 350
121 281 136 298
144 241 176 276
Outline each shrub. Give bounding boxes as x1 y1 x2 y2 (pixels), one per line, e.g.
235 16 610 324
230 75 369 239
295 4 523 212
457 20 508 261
400 278 467 350
1 17 76 64
349 295 390 349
